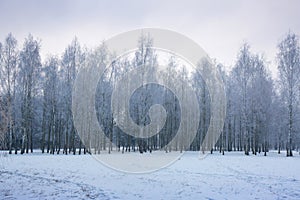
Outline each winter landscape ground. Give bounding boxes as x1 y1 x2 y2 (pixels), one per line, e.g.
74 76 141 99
1 151 300 200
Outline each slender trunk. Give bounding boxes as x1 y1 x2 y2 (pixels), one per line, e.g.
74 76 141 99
287 104 293 157
47 123 51 153
41 110 46 153
9 124 12 154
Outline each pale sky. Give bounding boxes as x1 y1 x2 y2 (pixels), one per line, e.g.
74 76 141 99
1 0 300 78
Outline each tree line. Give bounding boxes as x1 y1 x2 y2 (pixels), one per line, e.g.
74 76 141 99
0 31 299 156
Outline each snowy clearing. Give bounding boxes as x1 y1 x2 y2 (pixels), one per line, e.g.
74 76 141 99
1 151 300 200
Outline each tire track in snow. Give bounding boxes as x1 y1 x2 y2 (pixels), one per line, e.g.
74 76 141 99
224 165 300 200
0 170 119 200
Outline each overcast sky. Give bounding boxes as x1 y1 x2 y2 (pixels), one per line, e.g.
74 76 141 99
1 0 299 77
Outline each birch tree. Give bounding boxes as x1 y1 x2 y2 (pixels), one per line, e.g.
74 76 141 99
19 34 42 154
0 33 19 153
61 37 83 155
41 56 59 154
277 32 300 157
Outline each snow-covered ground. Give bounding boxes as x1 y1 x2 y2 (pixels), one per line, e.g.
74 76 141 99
1 151 300 200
